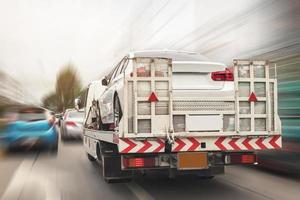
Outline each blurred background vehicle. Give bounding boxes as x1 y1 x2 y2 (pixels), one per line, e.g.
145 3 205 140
256 56 300 174
60 109 84 141
0 105 58 153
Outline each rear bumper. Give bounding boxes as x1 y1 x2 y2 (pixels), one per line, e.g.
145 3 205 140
3 126 58 149
63 127 83 139
120 151 256 173
118 135 282 154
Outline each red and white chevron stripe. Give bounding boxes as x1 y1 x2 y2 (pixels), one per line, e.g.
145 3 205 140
214 135 281 151
172 135 281 152
119 138 165 154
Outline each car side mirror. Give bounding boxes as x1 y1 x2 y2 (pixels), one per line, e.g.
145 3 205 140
74 98 81 110
102 77 108 86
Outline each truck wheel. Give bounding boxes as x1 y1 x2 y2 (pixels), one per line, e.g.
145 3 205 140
198 175 214 179
87 153 96 162
101 155 132 183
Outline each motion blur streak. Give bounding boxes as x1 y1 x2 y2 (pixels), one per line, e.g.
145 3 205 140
0 0 300 200
257 55 300 173
0 0 299 102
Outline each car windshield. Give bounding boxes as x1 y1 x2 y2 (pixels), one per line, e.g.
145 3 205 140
67 111 84 119
18 108 46 122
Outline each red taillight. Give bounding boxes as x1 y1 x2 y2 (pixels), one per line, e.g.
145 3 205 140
211 67 234 81
123 157 156 168
66 121 77 127
226 154 256 164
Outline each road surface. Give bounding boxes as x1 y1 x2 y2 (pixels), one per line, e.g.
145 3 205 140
0 134 299 200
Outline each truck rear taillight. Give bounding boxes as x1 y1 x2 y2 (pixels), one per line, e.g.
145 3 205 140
211 68 234 81
123 157 156 168
224 154 256 164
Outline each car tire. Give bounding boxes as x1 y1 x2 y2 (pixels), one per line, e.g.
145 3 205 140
113 95 122 128
50 143 58 155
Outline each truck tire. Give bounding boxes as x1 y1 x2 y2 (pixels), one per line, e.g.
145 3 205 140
87 153 96 162
98 141 132 183
101 155 132 183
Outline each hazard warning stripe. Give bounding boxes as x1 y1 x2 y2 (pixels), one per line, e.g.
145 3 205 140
119 138 165 154
172 135 281 152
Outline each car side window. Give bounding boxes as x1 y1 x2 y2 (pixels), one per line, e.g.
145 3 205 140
112 57 128 81
120 57 129 74
124 59 133 76
106 65 118 84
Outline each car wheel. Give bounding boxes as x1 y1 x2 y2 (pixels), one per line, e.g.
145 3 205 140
50 143 58 155
113 95 122 128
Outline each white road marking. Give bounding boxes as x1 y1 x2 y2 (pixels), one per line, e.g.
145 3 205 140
1 159 34 200
0 156 61 200
126 182 154 200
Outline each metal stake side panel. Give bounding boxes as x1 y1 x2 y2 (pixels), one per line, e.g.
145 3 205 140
233 60 279 135
122 57 172 139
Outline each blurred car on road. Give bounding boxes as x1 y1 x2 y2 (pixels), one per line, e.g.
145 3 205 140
257 118 300 174
0 106 58 153
60 109 84 140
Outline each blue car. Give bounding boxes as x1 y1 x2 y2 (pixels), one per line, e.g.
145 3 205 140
0 106 58 153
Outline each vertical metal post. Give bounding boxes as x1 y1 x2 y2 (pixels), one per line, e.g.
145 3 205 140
168 59 174 133
234 60 240 133
250 62 255 133
266 62 271 132
123 72 128 137
151 59 155 134
133 58 138 134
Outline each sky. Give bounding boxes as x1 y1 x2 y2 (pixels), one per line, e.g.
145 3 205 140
0 0 299 104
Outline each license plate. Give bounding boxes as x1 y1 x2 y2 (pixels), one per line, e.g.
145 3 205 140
177 152 208 170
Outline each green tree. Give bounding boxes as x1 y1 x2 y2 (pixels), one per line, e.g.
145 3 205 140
42 63 82 112
42 92 59 111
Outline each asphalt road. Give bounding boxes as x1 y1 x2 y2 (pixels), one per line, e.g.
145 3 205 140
0 134 299 200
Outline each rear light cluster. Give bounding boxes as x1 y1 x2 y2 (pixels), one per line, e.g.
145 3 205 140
211 67 234 81
66 121 77 127
224 154 256 164
123 157 156 169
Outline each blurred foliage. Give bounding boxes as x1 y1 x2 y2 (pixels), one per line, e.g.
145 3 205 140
42 63 82 112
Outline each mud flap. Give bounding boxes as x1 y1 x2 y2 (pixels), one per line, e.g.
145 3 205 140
102 155 133 183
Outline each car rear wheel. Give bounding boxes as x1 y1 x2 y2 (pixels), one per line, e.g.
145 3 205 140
113 95 122 129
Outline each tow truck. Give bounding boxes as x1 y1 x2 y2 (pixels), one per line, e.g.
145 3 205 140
79 50 281 182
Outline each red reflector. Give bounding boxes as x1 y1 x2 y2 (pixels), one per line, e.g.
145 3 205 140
66 121 77 127
211 67 234 81
248 92 258 102
123 157 156 168
148 92 159 102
